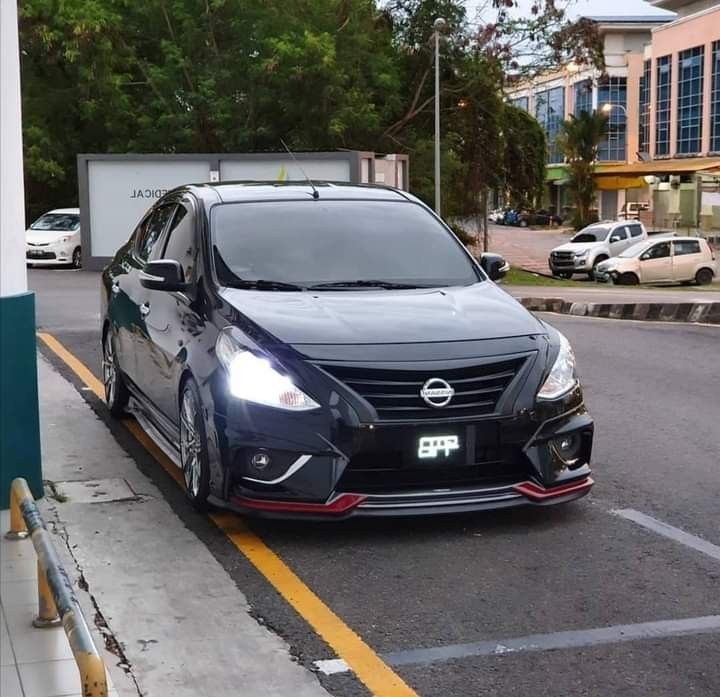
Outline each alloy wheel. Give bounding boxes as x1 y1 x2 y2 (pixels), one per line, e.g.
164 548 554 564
103 333 116 406
180 389 202 498
72 248 82 269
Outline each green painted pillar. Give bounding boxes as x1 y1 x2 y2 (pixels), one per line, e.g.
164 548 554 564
0 292 42 507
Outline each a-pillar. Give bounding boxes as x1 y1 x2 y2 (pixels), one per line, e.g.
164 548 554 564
0 0 42 507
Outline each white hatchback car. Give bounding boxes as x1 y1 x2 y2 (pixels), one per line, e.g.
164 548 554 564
26 208 81 268
595 236 716 285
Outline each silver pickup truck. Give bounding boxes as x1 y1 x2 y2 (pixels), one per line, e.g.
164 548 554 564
549 221 647 279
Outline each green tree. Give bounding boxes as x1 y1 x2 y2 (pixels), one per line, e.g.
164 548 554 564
558 110 608 229
501 105 546 209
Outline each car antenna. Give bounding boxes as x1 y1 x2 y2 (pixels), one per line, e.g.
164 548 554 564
280 139 319 199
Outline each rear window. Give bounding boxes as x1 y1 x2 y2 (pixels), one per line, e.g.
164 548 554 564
30 213 79 231
211 200 482 289
673 240 701 256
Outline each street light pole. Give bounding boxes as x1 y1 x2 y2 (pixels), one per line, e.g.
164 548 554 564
0 0 43 507
433 17 446 216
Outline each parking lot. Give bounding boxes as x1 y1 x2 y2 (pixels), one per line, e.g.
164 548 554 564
29 267 720 697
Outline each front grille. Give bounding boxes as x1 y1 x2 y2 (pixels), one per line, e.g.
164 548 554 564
319 357 526 421
26 251 56 260
550 251 574 266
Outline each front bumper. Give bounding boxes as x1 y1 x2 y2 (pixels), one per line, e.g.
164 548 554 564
26 243 75 265
205 373 594 518
548 255 591 274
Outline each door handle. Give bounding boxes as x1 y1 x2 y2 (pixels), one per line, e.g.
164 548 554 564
140 303 151 317
111 281 120 295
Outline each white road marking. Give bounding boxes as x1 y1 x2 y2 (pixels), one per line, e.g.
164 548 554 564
612 508 720 562
314 658 351 675
315 615 720 672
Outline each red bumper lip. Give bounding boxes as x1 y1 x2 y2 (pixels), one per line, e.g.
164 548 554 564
228 492 367 515
512 477 594 501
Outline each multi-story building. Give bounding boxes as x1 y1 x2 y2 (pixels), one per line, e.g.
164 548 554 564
508 4 720 230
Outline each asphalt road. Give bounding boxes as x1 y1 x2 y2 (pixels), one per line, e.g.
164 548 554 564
29 268 720 696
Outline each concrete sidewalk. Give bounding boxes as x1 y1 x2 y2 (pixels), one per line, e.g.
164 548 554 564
3 356 330 697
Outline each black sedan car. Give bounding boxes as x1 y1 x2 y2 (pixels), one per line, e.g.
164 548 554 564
101 182 593 518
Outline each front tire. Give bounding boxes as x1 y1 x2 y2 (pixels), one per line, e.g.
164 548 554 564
695 268 714 285
588 256 608 281
179 379 211 510
72 247 82 269
103 330 129 417
617 272 639 286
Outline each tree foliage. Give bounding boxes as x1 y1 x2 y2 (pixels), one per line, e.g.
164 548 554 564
559 110 609 229
501 105 546 208
19 0 603 219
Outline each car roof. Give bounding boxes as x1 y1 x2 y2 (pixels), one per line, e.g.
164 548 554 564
176 181 413 205
46 207 80 214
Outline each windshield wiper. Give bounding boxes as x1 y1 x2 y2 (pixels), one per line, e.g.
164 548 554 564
308 280 429 290
226 279 306 291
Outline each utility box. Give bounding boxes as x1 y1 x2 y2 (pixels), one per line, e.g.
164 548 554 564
78 151 409 270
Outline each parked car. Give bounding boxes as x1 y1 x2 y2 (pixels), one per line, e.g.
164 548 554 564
101 182 594 518
488 208 508 224
595 236 716 285
26 207 82 268
516 209 563 227
549 220 647 279
618 201 650 220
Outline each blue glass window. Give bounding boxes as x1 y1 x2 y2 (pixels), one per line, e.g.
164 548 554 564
574 79 592 116
656 56 672 156
511 96 529 112
598 77 627 161
712 41 720 152
535 86 565 163
639 60 651 154
677 46 704 155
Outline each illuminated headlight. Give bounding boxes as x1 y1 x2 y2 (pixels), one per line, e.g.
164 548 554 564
215 329 319 411
537 332 578 400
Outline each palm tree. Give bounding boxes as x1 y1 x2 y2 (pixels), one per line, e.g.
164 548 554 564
558 111 609 229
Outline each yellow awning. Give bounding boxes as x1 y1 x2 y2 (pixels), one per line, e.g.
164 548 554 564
596 176 646 190
595 157 720 177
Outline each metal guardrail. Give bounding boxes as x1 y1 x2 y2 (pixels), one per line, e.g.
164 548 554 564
5 478 108 697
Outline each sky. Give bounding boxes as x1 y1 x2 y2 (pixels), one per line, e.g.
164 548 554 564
465 0 675 21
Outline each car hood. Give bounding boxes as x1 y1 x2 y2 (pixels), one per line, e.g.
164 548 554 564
220 282 545 346
553 241 606 253
25 229 76 245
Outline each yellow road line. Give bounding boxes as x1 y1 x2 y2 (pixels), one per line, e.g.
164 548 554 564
38 333 105 399
38 331 418 697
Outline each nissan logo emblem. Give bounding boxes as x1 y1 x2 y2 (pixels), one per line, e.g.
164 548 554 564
420 378 455 408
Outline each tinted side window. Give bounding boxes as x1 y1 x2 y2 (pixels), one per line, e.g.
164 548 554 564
645 242 671 259
673 240 701 256
628 224 643 238
136 205 175 262
611 227 628 241
162 204 196 283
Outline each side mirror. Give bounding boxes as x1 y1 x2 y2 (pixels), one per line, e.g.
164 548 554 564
610 235 621 243
140 259 188 292
480 252 509 281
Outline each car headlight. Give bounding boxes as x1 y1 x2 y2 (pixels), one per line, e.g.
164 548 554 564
537 332 578 400
215 328 319 411
574 250 588 259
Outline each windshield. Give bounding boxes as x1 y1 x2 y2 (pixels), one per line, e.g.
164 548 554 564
619 240 651 258
211 200 482 290
30 213 79 232
571 226 610 244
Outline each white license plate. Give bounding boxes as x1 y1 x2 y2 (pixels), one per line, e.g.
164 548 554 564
418 435 460 459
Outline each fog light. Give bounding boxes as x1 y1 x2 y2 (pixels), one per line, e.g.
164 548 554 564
552 433 582 466
250 451 271 470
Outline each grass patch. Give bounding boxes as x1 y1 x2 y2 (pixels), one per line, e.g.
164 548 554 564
501 268 580 287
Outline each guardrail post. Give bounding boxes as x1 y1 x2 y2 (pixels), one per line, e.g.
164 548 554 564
34 560 62 628
4 482 29 540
